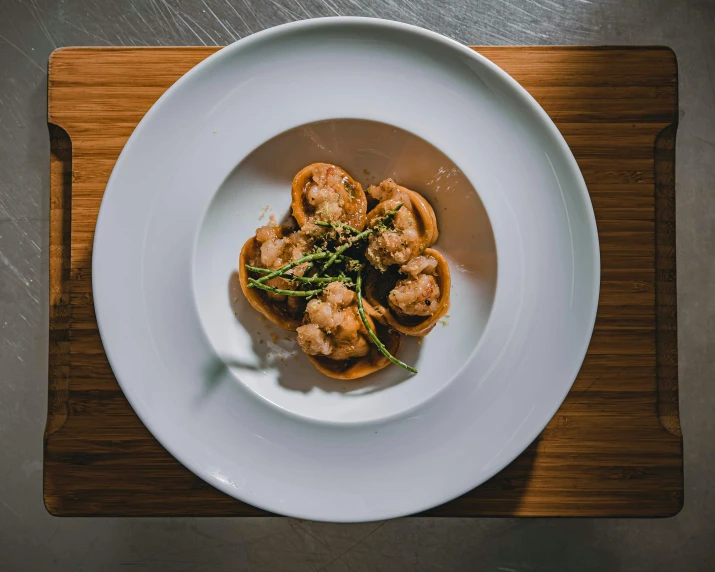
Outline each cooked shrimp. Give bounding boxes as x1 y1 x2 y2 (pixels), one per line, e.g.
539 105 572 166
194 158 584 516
367 178 411 204
388 255 440 317
296 282 370 360
365 180 422 271
399 254 438 277
252 224 318 312
303 164 353 223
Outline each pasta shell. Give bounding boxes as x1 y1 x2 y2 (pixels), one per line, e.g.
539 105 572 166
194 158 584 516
305 303 403 380
238 236 304 331
291 163 368 231
405 186 439 246
364 248 451 337
365 183 438 263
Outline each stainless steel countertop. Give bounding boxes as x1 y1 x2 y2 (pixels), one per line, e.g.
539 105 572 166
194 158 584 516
1 1 714 570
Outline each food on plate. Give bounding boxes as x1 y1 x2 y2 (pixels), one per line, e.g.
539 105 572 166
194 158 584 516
297 282 402 379
291 163 368 231
364 178 438 271
238 164 450 379
363 249 451 337
239 223 320 330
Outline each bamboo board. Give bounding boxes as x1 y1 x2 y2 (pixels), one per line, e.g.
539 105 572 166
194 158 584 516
46 46 682 517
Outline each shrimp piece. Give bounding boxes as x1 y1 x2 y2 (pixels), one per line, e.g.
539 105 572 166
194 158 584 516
388 255 440 317
365 179 422 271
304 164 349 222
252 224 317 303
296 282 370 360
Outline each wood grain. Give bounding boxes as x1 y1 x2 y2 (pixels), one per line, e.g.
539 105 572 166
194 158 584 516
45 46 682 517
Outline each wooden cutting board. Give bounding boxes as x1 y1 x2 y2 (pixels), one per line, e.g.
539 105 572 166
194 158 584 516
46 46 682 517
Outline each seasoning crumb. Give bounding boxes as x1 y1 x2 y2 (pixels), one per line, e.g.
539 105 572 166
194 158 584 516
417 339 422 345
259 339 264 344
258 205 270 220
293 355 299 361
270 332 278 343
268 213 277 225
363 168 370 175
284 336 291 341
439 320 449 327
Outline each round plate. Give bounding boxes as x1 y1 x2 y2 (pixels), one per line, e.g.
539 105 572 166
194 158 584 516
94 18 599 522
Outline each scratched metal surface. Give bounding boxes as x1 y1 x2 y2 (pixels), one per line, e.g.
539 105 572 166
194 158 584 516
1 0 714 570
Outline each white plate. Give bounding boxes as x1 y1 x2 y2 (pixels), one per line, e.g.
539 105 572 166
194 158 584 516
94 18 599 522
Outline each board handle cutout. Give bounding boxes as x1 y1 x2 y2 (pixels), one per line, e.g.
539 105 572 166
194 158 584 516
654 122 681 438
46 123 73 440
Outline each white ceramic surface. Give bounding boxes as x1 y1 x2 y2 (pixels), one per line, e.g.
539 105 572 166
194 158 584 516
93 17 599 522
195 119 496 424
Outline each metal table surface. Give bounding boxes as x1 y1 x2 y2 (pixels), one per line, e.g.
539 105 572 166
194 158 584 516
1 1 713 570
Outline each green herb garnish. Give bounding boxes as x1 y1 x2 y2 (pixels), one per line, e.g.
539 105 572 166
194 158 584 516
248 250 329 287
355 268 417 374
243 202 416 373
247 278 323 297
